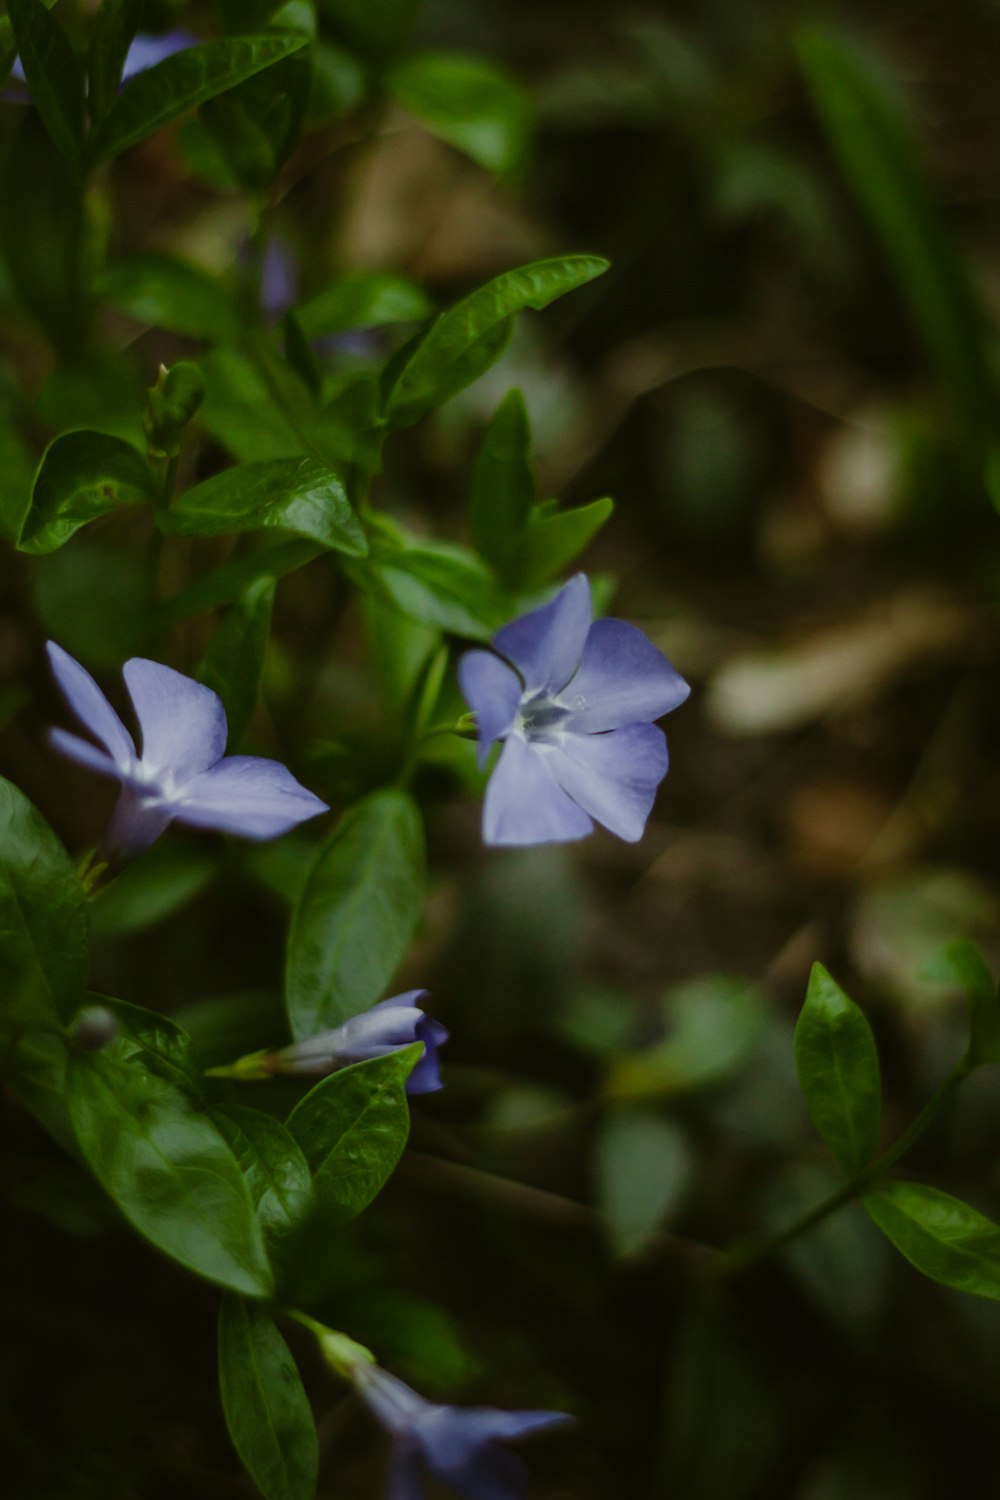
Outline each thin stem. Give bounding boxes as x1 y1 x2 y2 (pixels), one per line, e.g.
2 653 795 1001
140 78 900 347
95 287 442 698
711 1056 973 1279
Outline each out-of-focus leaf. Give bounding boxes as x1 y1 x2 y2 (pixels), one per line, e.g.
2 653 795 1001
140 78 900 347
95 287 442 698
923 940 1000 1065
0 777 89 1024
306 38 366 123
200 47 312 191
298 272 431 337
0 418 35 542
159 539 322 623
383 256 609 427
595 1109 692 1256
218 1296 318 1500
360 592 440 715
349 538 513 640
98 253 240 342
86 0 144 124
32 537 151 668
197 577 275 748
216 1106 314 1241
67 1039 274 1296
91 33 308 162
287 1046 419 1216
18 431 155 554
6 0 86 169
318 0 418 57
865 1180 1000 1300
521 496 614 586
159 457 367 554
794 963 882 1176
286 789 425 1038
606 977 763 1102
387 52 532 176
798 27 995 458
469 389 534 580
89 844 216 937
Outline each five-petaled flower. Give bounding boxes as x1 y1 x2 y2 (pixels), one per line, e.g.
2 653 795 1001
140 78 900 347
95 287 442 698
264 992 448 1095
46 642 327 864
354 1359 571 1500
458 573 689 846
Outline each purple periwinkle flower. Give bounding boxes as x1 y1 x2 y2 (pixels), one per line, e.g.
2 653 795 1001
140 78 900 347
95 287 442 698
267 992 449 1094
458 574 689 846
354 1360 571 1500
46 643 327 864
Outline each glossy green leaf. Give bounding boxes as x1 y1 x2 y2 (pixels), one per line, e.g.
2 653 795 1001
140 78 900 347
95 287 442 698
90 33 308 163
350 539 513 640
18 430 155 554
286 789 425 1038
197 577 275 748
469 389 535 579
595 1110 692 1257
98 253 240 342
384 255 609 426
0 776 89 1022
98 994 200 1095
388 52 532 176
794 962 882 1175
798 26 995 456
159 457 367 554
865 1180 1000 1300
522 496 614 585
6 0 86 169
67 1040 273 1296
287 1046 420 1216
219 1296 318 1500
216 1106 314 1241
298 272 432 337
86 0 144 124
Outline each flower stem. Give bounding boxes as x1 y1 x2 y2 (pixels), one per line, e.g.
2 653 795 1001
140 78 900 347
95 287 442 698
710 1055 973 1279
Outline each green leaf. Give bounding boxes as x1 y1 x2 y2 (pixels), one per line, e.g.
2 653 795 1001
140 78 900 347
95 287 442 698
469 389 535 579
287 1047 420 1216
197 577 275 748
86 0 144 125
383 255 609 426
18 430 156 554
595 1110 692 1257
98 253 241 343
285 789 425 1039
924 940 1000 1066
67 1040 274 1296
298 272 432 337
387 52 532 176
159 539 321 622
521 496 614 586
0 777 89 1024
864 1180 1000 1300
200 47 313 191
159 457 367 555
794 962 882 1176
0 417 35 543
798 27 995 458
218 1296 319 1500
6 0 86 169
318 0 419 57
350 537 513 640
98 994 200 1095
216 1106 314 1241
90 33 308 163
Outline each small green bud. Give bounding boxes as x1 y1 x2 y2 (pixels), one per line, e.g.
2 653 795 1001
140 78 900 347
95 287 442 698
144 361 206 459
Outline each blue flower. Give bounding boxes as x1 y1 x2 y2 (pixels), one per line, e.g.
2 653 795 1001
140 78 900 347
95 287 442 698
46 643 327 863
354 1361 571 1500
458 574 689 846
7 30 197 98
266 992 449 1095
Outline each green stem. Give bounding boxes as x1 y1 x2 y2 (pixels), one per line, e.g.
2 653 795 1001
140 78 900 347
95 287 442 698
711 1056 972 1279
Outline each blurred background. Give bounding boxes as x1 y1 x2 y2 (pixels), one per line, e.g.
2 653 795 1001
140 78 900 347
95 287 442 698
5 0 1000 1496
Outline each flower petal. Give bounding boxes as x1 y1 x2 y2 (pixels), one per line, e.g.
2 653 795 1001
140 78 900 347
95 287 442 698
123 658 228 783
102 786 175 865
410 1012 449 1094
562 618 690 731
175 755 328 839
418 1406 572 1498
121 30 198 80
47 728 121 781
458 650 522 767
545 723 667 842
483 735 593 846
47 642 136 771
492 574 591 696
386 1445 425 1500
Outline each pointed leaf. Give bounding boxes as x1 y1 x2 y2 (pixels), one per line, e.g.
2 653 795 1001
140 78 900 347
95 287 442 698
91 33 308 163
19 431 156 554
469 388 535 579
349 537 514 639
521 495 613 586
5 0 86 169
216 1106 314 1241
865 1180 1000 1300
794 962 882 1175
287 1046 420 1217
159 457 367 555
86 0 144 124
219 1296 319 1500
285 789 425 1038
67 1039 274 1296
